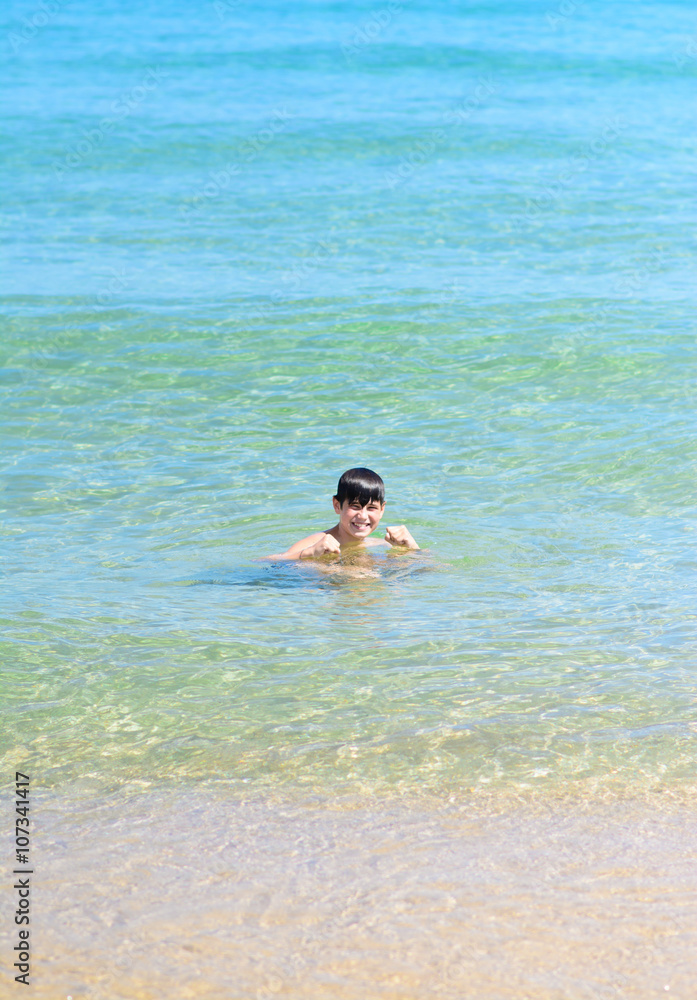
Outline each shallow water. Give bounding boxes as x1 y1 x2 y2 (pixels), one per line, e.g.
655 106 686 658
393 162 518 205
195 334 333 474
1 0 696 995
22 788 697 999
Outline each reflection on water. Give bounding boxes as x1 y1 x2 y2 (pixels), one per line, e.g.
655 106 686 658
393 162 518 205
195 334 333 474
189 550 432 589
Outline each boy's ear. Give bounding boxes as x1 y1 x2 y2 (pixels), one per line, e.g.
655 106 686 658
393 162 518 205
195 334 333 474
332 495 341 514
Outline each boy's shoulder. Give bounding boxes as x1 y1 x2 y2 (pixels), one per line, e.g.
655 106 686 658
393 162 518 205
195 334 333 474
264 529 328 561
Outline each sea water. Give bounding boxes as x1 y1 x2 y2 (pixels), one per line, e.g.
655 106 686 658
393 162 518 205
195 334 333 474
1 0 696 996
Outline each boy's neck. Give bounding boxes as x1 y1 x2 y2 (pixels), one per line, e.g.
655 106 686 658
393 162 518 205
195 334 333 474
329 523 366 547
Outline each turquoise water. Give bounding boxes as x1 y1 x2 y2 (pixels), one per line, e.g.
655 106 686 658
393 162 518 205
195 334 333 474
1 2 696 995
5 293 694 796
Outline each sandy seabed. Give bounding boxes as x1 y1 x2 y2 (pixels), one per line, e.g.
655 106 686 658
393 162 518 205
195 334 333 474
3 785 696 1000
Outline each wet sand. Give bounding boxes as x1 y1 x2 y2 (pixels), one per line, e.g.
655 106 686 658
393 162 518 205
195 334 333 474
8 786 696 999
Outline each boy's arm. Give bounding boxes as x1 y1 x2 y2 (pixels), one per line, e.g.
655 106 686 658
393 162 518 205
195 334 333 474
265 531 340 561
385 525 419 550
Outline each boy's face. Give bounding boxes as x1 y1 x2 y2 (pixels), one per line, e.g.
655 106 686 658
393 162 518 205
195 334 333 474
332 496 385 541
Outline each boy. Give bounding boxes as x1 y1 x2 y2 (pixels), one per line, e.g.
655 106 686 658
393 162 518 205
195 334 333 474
267 467 419 560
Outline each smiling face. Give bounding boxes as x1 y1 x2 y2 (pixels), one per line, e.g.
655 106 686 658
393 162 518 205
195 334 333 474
332 496 385 543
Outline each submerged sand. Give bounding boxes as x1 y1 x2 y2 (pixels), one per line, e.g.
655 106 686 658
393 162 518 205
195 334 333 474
6 786 696 999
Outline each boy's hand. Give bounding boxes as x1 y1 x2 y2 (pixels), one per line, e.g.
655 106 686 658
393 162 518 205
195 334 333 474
301 534 341 559
385 525 419 549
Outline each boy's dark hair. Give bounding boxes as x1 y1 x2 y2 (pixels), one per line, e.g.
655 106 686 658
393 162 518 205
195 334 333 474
334 468 385 506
